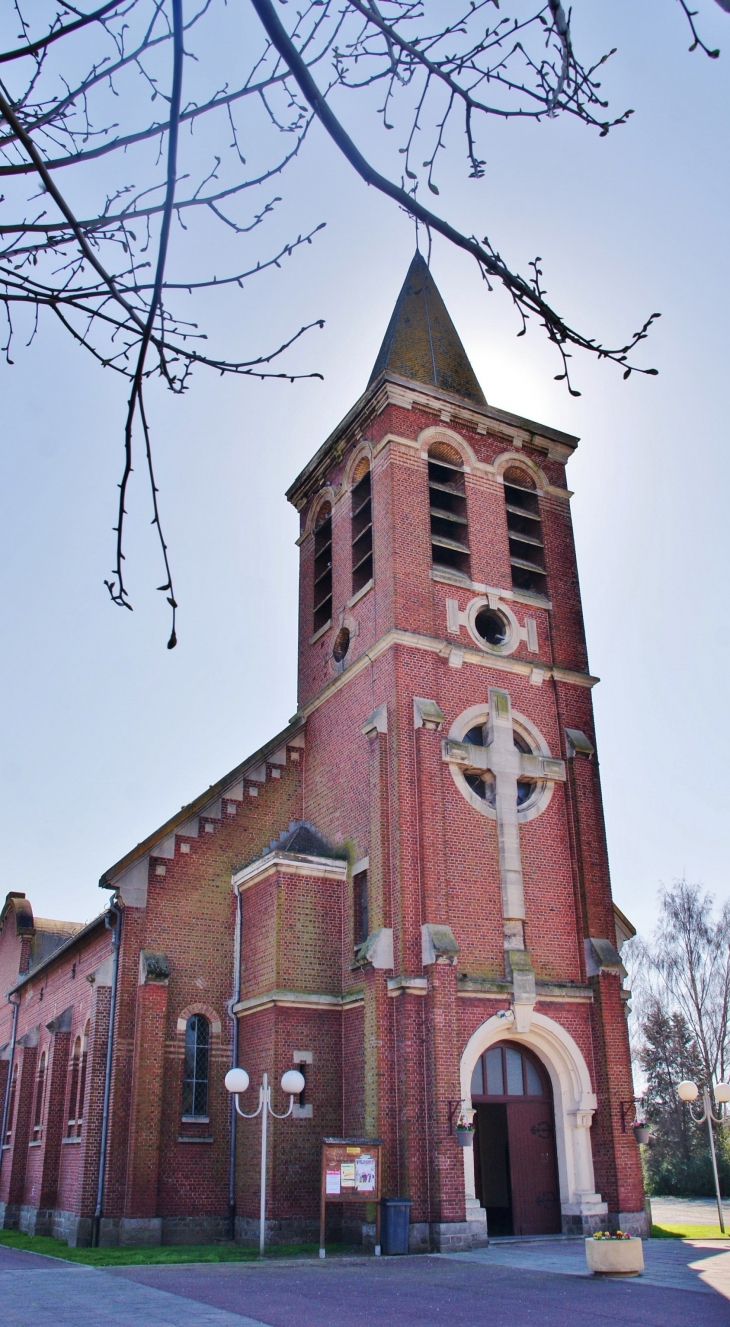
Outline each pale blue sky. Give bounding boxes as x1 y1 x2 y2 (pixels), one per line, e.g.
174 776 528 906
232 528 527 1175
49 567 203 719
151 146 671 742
1 1 728 940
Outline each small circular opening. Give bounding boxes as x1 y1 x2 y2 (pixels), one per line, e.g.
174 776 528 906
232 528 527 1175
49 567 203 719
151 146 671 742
474 606 509 648
333 627 350 662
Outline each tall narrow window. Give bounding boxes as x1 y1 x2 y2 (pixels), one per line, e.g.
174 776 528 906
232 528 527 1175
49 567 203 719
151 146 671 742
312 503 333 634
67 1038 80 1138
428 444 470 577
351 462 373 595
4 1064 18 1145
353 870 369 947
75 1022 89 1137
182 1015 210 1118
503 467 547 596
32 1051 47 1142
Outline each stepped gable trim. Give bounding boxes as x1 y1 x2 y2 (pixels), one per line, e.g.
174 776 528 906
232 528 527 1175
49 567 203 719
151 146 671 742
295 626 598 724
286 372 579 511
99 717 305 892
9 911 108 993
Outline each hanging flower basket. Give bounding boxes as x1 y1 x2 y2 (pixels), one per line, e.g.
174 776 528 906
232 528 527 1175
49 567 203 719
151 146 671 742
632 1123 651 1145
455 1125 474 1148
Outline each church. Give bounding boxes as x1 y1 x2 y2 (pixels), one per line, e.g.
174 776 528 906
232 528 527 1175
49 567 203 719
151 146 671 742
0 253 647 1250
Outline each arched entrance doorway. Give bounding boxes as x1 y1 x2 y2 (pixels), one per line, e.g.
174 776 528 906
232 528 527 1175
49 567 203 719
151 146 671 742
471 1040 560 1236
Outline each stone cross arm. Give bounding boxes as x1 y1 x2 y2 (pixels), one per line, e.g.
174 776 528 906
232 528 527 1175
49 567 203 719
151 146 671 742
442 738 566 785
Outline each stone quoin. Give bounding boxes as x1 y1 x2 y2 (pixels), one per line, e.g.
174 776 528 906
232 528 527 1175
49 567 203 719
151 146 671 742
0 252 647 1250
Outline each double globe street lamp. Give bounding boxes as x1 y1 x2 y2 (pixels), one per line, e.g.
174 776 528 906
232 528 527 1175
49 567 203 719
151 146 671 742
225 1066 306 1256
677 1079 730 1234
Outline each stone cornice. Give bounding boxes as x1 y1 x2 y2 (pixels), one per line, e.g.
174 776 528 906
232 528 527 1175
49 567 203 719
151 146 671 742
286 373 579 511
233 986 364 1016
457 974 593 1003
295 628 598 722
232 850 349 893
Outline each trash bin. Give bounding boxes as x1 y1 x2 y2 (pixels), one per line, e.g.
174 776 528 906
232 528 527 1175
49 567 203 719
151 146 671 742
380 1197 412 1255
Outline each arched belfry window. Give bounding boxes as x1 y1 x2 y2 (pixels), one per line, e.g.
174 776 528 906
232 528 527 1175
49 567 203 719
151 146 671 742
351 461 373 596
503 467 546 596
182 1014 210 1118
428 443 470 577
312 502 333 634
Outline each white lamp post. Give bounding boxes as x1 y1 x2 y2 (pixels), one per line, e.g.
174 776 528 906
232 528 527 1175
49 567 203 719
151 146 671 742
677 1079 730 1234
225 1066 305 1256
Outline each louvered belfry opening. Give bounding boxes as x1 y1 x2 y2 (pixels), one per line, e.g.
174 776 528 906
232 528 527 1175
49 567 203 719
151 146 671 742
428 442 470 577
504 466 547 596
351 461 373 595
312 502 333 633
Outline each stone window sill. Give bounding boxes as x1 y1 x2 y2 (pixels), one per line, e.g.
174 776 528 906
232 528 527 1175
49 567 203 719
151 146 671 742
62 1136 82 1144
28 1139 42 1148
181 1115 209 1124
347 578 374 609
309 620 331 645
177 1135 214 1144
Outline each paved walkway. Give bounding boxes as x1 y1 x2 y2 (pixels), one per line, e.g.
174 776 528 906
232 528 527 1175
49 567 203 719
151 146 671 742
3 1238 730 1327
450 1234 730 1296
651 1195 729 1226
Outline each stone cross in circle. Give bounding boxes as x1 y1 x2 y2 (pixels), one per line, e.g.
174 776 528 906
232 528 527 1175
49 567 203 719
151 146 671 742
443 687 566 930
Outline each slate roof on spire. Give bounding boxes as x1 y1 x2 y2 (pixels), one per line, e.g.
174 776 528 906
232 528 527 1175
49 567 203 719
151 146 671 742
368 251 486 407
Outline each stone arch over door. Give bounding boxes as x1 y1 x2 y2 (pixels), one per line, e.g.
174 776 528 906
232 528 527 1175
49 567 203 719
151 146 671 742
459 1012 607 1232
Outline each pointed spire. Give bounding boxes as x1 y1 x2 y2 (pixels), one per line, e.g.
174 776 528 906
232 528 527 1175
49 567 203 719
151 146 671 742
368 251 486 407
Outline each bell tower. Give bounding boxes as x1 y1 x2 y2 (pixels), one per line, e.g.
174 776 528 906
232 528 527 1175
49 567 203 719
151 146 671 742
287 252 646 1247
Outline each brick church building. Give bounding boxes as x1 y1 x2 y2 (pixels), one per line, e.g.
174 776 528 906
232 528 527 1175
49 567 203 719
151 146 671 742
0 253 647 1250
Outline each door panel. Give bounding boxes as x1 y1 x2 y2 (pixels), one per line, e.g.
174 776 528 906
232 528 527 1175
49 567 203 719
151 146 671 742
506 1100 561 1235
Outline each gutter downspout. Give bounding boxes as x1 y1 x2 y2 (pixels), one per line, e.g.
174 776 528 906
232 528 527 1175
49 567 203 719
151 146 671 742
91 899 122 1248
0 994 20 1179
228 884 243 1240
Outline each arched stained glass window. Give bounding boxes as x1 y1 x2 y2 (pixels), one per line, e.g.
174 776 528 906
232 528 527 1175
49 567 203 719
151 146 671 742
182 1015 210 1118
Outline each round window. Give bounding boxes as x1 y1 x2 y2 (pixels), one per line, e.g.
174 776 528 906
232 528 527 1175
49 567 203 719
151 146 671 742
462 725 536 809
446 703 556 824
465 597 519 656
474 607 508 648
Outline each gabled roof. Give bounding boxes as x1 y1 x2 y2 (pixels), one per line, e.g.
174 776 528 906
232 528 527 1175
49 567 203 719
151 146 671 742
368 251 486 407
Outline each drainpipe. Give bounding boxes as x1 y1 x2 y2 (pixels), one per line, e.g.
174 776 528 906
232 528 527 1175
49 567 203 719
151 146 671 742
91 899 122 1248
228 885 243 1240
0 993 20 1179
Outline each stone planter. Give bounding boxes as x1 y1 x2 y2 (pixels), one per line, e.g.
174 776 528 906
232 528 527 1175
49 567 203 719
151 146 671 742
585 1237 644 1277
454 1128 474 1148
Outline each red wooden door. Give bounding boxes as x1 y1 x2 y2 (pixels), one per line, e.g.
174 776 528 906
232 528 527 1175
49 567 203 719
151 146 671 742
506 1100 561 1235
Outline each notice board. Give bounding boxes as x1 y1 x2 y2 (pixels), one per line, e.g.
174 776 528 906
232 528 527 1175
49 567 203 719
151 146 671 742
319 1137 383 1256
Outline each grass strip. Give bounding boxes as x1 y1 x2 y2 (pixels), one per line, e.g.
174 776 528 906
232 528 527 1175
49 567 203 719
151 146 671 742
0 1230 335 1266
